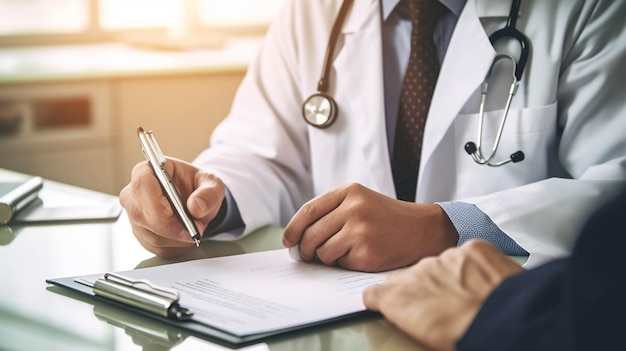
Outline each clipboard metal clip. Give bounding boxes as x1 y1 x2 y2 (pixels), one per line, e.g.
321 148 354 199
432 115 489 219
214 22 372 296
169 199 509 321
93 273 193 321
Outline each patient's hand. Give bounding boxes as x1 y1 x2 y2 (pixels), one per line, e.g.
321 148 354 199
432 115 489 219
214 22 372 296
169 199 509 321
363 240 524 351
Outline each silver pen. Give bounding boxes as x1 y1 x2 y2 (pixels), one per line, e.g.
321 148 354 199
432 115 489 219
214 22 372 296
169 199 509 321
137 127 201 247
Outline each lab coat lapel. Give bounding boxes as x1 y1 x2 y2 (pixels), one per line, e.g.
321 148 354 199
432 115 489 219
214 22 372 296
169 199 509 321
333 0 396 195
419 0 502 187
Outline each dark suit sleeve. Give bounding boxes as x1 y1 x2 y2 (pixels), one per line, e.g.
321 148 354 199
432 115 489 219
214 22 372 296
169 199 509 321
457 189 626 351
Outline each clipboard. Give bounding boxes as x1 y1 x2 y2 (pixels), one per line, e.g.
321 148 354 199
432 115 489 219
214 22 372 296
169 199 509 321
89 300 274 351
46 249 386 346
47 275 374 347
46 275 278 346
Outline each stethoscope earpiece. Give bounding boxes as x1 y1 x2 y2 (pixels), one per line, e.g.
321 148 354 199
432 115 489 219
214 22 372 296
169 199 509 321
466 139 525 167
510 151 525 163
464 142 477 154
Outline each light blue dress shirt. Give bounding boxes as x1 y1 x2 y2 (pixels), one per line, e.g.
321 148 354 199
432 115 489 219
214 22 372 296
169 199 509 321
210 0 528 256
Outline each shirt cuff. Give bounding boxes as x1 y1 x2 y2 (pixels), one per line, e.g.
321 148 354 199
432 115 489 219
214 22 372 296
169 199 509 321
437 201 528 256
203 186 244 237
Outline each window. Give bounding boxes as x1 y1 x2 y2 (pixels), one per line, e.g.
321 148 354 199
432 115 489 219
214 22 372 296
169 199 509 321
198 0 285 27
0 0 285 46
0 0 90 35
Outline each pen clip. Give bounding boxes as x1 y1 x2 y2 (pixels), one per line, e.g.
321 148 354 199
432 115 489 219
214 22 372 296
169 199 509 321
93 272 193 321
137 127 166 166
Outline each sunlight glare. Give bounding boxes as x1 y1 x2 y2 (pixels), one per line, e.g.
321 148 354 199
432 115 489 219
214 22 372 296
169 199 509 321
199 0 284 26
100 0 181 30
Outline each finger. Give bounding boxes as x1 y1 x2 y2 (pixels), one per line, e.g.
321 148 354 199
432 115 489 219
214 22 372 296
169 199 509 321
157 158 216 239
120 161 169 229
122 162 196 243
119 161 154 213
462 240 524 283
283 188 346 247
297 224 340 262
459 240 522 277
136 203 197 249
288 245 302 261
313 229 350 266
131 224 197 258
297 207 346 262
142 186 195 239
362 284 383 311
440 241 522 298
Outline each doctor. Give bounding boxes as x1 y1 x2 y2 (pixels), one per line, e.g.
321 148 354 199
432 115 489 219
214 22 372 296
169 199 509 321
120 0 626 271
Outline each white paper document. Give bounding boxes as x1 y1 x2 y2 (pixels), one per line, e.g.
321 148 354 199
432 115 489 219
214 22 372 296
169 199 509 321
79 248 393 337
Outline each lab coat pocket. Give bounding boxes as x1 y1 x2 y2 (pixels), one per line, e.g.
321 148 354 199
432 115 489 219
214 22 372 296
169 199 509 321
452 102 558 197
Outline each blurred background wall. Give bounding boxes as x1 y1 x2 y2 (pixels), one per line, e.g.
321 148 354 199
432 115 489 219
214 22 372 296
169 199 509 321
0 0 284 194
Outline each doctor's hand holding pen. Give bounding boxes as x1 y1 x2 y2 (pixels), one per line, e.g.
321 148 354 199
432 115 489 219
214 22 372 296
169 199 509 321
119 157 225 258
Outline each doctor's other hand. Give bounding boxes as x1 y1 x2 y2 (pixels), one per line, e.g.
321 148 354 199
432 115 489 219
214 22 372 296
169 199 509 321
119 157 225 258
282 183 459 272
363 240 524 351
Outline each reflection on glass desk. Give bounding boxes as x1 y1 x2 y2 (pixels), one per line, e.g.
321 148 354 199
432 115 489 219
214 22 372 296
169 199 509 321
0 169 430 351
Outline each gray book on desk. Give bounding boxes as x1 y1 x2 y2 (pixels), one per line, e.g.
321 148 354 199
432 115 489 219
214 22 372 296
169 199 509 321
1 176 121 224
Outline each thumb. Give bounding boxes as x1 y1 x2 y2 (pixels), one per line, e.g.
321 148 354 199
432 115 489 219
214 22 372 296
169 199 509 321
186 172 225 223
362 284 383 312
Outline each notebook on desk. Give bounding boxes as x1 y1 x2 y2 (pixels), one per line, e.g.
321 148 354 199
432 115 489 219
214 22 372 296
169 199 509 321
47 248 391 346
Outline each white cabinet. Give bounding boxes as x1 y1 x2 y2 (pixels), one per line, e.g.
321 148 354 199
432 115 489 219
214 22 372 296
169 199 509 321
0 81 117 193
0 42 251 194
0 73 245 194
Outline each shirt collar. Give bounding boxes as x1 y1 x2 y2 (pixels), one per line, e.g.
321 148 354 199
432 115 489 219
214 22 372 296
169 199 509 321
381 0 466 21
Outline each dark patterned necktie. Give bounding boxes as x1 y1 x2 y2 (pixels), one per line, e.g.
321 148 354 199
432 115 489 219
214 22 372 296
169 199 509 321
392 0 445 202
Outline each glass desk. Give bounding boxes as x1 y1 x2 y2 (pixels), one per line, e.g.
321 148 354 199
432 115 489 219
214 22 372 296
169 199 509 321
0 169 429 351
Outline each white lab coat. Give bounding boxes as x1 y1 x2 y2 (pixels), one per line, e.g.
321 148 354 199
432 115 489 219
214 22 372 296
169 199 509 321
195 0 626 267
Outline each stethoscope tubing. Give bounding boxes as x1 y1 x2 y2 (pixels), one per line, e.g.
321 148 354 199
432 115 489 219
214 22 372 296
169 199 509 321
465 0 529 167
317 0 354 93
472 54 519 166
301 0 354 128
303 0 530 167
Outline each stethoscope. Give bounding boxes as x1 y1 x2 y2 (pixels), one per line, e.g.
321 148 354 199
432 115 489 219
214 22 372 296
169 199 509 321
302 0 354 128
302 0 530 166
464 0 530 166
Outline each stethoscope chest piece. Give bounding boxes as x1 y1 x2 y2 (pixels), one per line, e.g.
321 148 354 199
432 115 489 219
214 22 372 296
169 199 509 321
302 0 353 129
302 92 337 128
